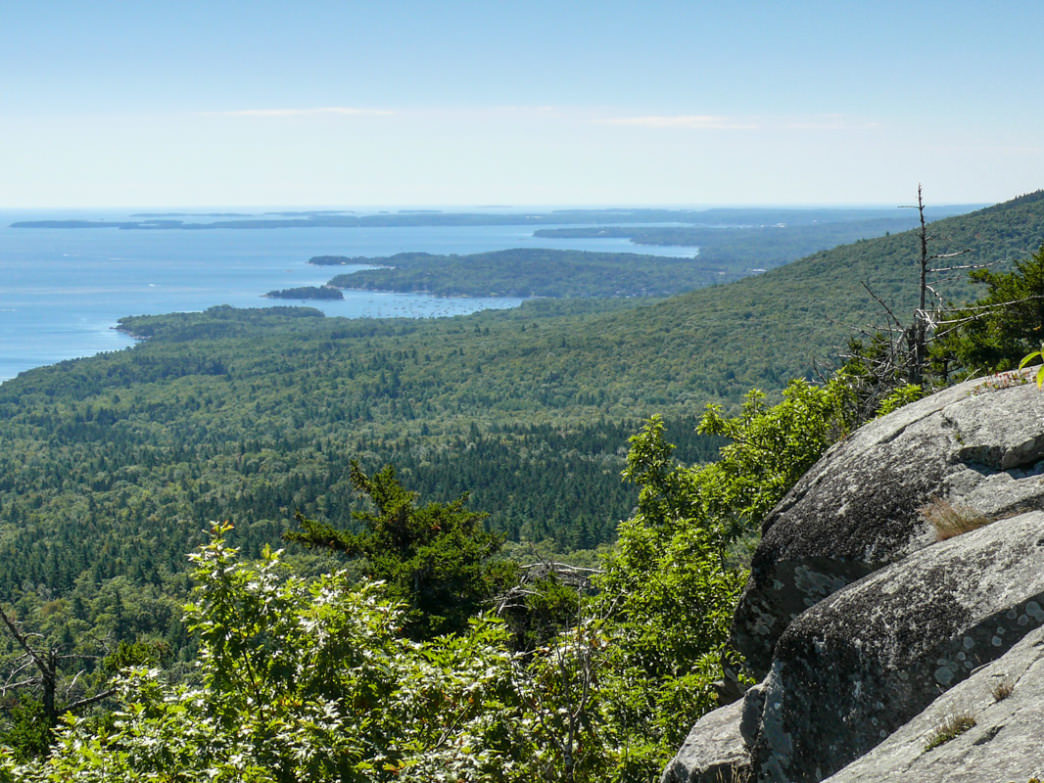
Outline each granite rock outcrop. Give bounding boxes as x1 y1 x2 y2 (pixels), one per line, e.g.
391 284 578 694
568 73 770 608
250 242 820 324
732 372 1044 678
662 371 1044 783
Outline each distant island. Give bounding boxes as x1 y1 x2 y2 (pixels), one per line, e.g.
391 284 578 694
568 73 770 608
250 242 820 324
264 285 344 301
310 255 377 265
12 210 686 231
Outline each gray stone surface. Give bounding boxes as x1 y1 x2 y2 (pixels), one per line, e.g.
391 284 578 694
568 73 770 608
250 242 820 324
822 624 1044 783
746 509 1044 783
661 700 750 783
732 370 1044 678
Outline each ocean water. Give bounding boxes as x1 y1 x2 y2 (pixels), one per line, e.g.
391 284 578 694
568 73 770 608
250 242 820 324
0 211 696 384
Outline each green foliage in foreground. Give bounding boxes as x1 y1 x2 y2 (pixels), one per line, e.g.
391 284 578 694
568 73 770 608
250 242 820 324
10 535 526 782
1019 345 1044 389
6 532 716 782
599 374 858 686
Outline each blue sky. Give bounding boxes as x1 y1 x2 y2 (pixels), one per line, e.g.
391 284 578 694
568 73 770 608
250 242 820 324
3 0 1043 208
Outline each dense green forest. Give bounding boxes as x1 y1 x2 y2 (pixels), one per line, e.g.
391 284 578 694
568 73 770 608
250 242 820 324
0 367 874 780
3 191 1044 778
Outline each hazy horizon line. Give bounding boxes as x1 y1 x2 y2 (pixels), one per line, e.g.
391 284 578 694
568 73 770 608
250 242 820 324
0 201 994 213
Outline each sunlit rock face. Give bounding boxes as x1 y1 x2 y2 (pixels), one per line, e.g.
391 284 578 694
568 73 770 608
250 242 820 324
732 371 1044 679
665 370 1044 783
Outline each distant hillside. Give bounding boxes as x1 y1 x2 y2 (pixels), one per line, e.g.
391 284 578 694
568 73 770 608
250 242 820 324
543 189 1044 401
531 213 971 269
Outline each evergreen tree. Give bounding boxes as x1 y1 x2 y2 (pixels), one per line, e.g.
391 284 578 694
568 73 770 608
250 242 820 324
286 461 516 639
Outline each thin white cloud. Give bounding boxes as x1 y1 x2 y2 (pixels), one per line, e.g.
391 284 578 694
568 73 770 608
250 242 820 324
213 107 395 118
210 105 558 123
406 105 562 121
492 105 557 113
603 114 759 130
783 115 881 131
601 113 883 132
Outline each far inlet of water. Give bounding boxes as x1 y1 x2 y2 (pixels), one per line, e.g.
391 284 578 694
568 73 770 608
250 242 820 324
0 211 699 383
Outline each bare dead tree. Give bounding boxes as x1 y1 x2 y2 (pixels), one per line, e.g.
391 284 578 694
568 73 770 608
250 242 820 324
494 559 599 616
854 185 981 390
509 604 603 783
899 184 974 384
0 605 114 730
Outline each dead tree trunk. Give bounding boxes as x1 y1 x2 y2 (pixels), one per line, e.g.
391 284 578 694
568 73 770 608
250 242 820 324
908 184 930 386
0 605 114 730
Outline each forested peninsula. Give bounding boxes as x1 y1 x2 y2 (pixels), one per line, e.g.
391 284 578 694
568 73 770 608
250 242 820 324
3 191 1044 779
313 248 716 297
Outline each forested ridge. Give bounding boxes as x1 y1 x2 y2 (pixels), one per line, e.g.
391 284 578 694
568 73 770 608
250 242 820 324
2 191 1044 777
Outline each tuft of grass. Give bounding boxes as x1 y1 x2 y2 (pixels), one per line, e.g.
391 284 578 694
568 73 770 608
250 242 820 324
991 677 1015 702
924 712 976 751
919 497 993 541
974 369 1030 393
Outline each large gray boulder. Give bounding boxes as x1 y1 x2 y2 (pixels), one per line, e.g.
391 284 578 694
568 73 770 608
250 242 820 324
746 509 1044 783
732 371 1044 677
661 700 750 783
821 624 1044 783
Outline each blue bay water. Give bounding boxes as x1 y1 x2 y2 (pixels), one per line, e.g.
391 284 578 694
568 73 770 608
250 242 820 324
0 211 696 384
